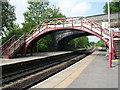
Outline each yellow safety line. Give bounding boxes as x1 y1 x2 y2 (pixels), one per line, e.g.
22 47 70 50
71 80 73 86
112 59 120 61
54 51 100 88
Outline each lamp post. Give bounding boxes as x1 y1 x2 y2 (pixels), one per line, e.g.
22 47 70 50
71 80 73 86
107 0 112 67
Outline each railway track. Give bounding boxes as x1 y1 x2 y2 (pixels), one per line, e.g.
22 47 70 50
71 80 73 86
1 47 95 90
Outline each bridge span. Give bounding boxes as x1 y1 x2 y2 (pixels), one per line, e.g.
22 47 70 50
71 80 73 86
0 15 120 68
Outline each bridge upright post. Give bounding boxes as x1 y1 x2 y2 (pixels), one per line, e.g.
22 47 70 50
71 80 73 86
109 31 112 68
54 20 56 28
81 17 83 26
24 34 27 57
101 28 102 36
72 17 73 27
30 44 33 56
24 47 27 57
63 21 64 27
91 22 93 30
111 31 115 59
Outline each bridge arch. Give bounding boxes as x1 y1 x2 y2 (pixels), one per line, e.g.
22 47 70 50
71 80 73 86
57 31 91 50
24 27 109 55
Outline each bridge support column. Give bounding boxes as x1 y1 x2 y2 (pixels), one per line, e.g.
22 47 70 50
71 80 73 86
24 35 27 57
109 31 113 68
112 33 115 60
24 48 27 56
30 44 33 56
24 43 27 57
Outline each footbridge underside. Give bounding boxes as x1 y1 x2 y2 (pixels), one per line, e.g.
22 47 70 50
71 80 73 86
54 30 91 50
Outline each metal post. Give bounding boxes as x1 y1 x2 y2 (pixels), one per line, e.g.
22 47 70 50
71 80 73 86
111 32 115 59
107 0 112 67
72 18 73 27
30 44 33 56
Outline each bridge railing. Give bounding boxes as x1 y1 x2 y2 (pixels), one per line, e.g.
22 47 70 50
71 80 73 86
45 17 109 37
4 17 110 57
113 32 120 38
26 25 40 37
0 35 21 55
81 17 109 36
5 24 44 57
7 35 26 57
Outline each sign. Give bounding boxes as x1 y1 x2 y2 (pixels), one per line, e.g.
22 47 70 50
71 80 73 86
102 22 108 29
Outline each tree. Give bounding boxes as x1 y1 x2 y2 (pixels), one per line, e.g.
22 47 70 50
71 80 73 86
46 6 66 19
22 1 65 51
22 1 65 33
22 1 49 33
69 36 89 48
2 0 16 36
2 23 23 44
95 40 105 47
103 0 120 13
37 34 55 51
89 42 95 46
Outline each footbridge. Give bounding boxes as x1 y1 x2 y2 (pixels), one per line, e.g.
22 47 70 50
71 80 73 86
0 16 120 67
54 13 120 57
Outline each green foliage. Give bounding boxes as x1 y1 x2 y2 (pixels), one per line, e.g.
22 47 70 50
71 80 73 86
2 1 16 36
89 42 95 46
22 1 65 51
22 1 65 32
69 36 89 48
23 1 49 25
46 6 66 19
22 1 49 33
37 34 55 51
2 24 23 44
22 22 35 33
103 0 120 13
95 40 105 47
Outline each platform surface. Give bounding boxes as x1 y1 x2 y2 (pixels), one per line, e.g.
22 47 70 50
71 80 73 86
68 50 118 88
30 49 118 89
0 51 71 66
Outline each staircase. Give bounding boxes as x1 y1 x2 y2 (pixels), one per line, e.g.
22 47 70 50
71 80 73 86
0 17 111 58
0 35 21 58
0 25 41 58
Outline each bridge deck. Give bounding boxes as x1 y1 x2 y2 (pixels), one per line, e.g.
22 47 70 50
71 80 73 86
30 49 118 89
0 51 72 66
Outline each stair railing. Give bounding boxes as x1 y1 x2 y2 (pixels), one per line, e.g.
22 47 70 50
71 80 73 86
0 35 21 55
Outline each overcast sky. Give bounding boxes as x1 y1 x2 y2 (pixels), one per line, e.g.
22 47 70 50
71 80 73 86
9 0 108 42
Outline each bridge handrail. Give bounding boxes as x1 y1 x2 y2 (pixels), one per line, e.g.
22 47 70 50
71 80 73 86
5 16 110 57
82 17 109 36
45 17 109 36
6 24 43 56
113 32 120 37
7 35 26 56
0 35 21 54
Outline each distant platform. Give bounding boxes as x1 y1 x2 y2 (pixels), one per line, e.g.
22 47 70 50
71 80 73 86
0 51 72 66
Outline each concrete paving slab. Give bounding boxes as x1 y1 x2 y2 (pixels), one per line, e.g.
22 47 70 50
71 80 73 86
68 51 118 88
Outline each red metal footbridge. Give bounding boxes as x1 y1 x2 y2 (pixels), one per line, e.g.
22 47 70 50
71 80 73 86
0 17 120 67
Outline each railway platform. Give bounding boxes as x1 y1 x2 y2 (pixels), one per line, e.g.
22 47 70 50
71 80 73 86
30 48 119 89
0 51 72 66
